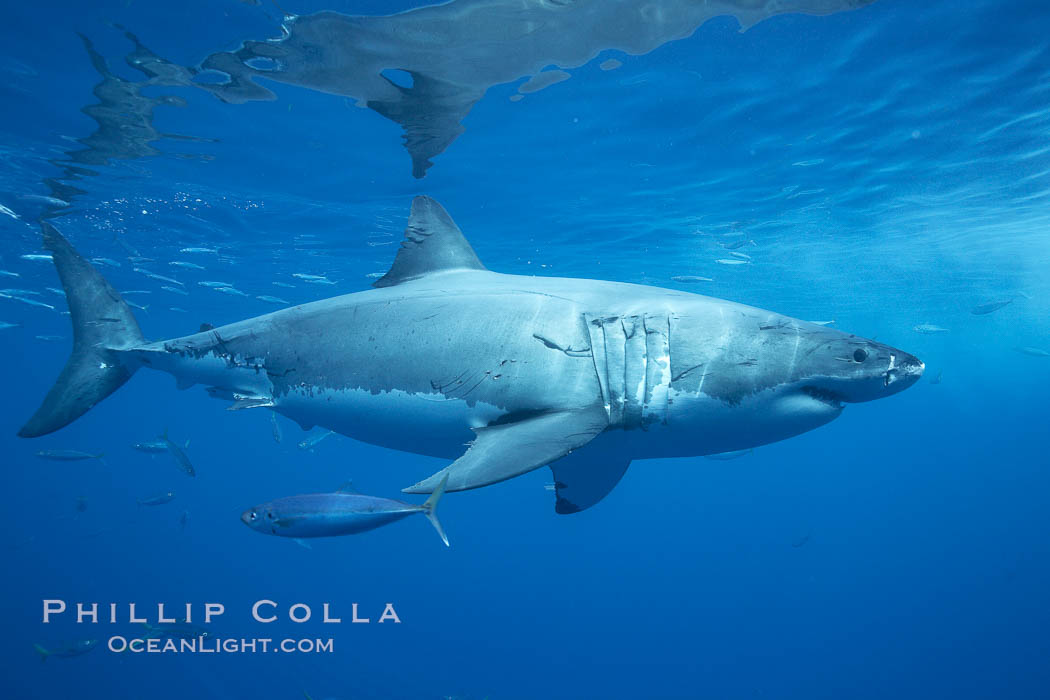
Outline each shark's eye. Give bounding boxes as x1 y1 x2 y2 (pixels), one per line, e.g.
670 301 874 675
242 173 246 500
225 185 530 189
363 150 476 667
267 512 274 519
250 511 257 521
853 348 869 363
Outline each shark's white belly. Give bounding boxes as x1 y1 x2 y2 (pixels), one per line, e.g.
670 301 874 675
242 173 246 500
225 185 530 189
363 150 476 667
275 384 505 459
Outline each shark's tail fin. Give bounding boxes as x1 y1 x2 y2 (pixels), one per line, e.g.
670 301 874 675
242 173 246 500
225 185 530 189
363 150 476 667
421 473 450 547
18 223 145 438
33 644 49 662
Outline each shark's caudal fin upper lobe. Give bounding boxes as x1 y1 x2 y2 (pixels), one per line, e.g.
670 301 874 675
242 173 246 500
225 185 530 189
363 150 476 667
18 223 144 438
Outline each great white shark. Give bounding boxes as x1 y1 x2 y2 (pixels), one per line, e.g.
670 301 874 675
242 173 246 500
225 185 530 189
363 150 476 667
20 196 923 513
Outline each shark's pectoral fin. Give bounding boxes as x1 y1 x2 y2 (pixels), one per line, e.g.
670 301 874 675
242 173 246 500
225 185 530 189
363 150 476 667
549 450 631 515
402 406 609 494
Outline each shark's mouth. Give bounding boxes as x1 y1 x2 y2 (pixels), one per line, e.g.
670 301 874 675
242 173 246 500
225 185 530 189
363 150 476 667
801 385 845 409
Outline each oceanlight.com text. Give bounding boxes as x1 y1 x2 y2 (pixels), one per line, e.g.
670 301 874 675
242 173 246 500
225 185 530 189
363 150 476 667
108 636 335 654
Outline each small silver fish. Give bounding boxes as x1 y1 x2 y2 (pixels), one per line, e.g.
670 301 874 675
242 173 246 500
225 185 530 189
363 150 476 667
133 268 182 286
271 412 282 443
132 440 168 454
298 429 335 451
715 259 750 266
670 275 713 283
35 449 105 463
90 258 121 268
34 639 98 661
720 239 755 250
0 293 54 310
971 299 1012 315
170 261 206 270
161 429 195 477
272 281 296 288
19 194 70 207
215 286 248 297
161 285 189 296
180 247 217 254
198 281 232 288
1014 346 1050 357
913 323 950 335
20 253 53 261
138 491 176 506
241 475 449 546
256 295 289 304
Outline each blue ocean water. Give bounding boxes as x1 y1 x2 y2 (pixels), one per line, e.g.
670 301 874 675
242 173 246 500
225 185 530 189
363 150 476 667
1 0 1049 698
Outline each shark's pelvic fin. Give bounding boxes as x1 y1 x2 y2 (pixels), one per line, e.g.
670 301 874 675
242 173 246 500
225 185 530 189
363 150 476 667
373 196 487 288
19 223 145 437
549 449 632 515
402 406 609 494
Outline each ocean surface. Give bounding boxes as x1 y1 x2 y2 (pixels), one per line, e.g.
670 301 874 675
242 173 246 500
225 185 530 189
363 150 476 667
2 1 1049 698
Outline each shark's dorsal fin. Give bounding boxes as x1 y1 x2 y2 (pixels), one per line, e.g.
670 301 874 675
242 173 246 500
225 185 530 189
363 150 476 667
373 196 486 288
336 481 358 494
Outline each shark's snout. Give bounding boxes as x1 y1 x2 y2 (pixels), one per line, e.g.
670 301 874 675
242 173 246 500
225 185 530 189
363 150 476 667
884 352 924 393
803 344 924 405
